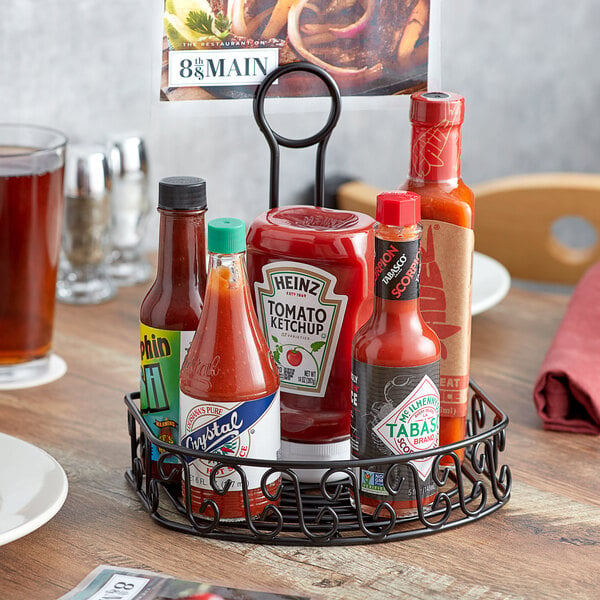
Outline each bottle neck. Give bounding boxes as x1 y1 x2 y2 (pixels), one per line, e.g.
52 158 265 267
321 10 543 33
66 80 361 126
207 250 246 283
156 208 206 291
373 222 422 310
409 123 462 182
203 250 254 325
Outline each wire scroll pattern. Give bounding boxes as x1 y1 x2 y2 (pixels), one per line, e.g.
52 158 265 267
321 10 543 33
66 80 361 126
125 380 511 546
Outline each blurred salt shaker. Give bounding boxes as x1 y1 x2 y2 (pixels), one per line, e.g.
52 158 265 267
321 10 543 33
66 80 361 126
57 144 116 304
106 134 152 285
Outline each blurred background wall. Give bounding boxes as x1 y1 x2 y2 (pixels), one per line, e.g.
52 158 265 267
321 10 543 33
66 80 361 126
1 0 599 241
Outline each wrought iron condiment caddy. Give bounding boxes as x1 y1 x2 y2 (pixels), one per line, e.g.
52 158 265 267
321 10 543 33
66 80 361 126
124 379 510 546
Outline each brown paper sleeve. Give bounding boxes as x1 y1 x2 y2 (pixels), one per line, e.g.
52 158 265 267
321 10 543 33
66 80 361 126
420 220 474 418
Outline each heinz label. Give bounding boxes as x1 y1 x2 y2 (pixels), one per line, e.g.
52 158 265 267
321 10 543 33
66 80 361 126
180 391 280 491
254 261 347 397
139 324 195 465
351 361 440 503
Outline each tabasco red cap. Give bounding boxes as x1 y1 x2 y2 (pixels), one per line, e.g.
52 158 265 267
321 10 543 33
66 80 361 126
410 91 464 126
376 191 421 226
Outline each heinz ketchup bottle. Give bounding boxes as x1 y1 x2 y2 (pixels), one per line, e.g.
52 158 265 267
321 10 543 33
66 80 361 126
246 207 373 481
400 91 474 459
179 218 280 521
351 191 441 517
139 176 207 479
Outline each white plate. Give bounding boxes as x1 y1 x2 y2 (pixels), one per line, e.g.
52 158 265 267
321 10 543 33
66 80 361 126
472 251 511 315
0 433 68 546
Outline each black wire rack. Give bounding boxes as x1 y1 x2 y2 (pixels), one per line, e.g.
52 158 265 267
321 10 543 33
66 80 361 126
124 380 511 546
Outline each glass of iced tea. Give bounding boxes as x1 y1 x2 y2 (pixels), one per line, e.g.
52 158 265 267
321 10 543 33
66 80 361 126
0 124 67 384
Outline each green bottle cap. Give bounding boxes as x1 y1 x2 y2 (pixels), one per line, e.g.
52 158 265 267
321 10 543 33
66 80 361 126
207 217 246 254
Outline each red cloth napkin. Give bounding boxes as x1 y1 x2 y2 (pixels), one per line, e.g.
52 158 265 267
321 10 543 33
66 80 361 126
533 262 600 434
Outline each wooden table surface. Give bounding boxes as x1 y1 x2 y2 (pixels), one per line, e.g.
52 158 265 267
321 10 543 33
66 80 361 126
1 282 599 600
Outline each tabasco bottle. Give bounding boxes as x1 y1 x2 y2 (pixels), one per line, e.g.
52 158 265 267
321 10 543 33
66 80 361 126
351 191 441 517
179 218 281 522
139 176 207 479
400 91 474 459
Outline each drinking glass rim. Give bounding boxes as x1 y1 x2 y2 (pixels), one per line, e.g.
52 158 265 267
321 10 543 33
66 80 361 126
0 123 68 156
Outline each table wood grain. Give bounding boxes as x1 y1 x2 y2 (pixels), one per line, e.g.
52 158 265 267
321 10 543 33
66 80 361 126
1 282 599 599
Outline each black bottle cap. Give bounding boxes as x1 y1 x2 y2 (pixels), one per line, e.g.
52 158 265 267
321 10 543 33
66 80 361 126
158 176 207 210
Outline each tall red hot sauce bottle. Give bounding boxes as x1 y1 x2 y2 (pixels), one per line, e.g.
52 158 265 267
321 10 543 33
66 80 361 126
139 176 207 478
351 191 441 517
400 92 474 458
179 218 280 521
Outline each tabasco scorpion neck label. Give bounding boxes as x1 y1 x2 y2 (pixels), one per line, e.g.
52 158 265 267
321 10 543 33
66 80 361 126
351 362 440 505
255 261 347 397
374 238 420 300
420 220 474 419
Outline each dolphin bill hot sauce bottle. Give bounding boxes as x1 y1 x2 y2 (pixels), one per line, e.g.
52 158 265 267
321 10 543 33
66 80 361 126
351 191 441 517
400 91 474 458
139 176 207 478
179 218 280 521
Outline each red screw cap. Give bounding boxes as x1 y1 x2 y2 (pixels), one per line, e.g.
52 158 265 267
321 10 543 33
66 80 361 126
376 191 421 227
410 91 464 126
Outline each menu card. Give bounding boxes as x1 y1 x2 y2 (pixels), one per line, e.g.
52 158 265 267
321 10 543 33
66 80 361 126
160 0 431 100
58 565 311 600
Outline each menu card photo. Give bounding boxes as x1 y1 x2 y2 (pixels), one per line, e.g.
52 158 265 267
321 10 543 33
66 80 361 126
160 0 430 100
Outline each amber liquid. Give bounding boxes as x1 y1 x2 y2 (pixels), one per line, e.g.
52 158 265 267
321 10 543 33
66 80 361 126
0 147 65 364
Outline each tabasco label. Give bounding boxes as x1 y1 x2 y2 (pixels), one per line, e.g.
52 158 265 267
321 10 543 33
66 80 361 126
254 261 347 397
351 362 440 504
373 376 439 480
420 221 474 418
139 324 195 466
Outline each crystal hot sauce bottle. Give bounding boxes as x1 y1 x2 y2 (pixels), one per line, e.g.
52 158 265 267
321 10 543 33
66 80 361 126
351 191 441 517
139 176 207 478
400 92 474 457
179 218 280 521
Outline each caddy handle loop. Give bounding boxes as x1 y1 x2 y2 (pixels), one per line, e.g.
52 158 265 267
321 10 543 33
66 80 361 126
253 62 342 209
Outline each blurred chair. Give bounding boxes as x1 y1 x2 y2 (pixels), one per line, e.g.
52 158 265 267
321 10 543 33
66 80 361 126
473 173 600 285
330 173 600 285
